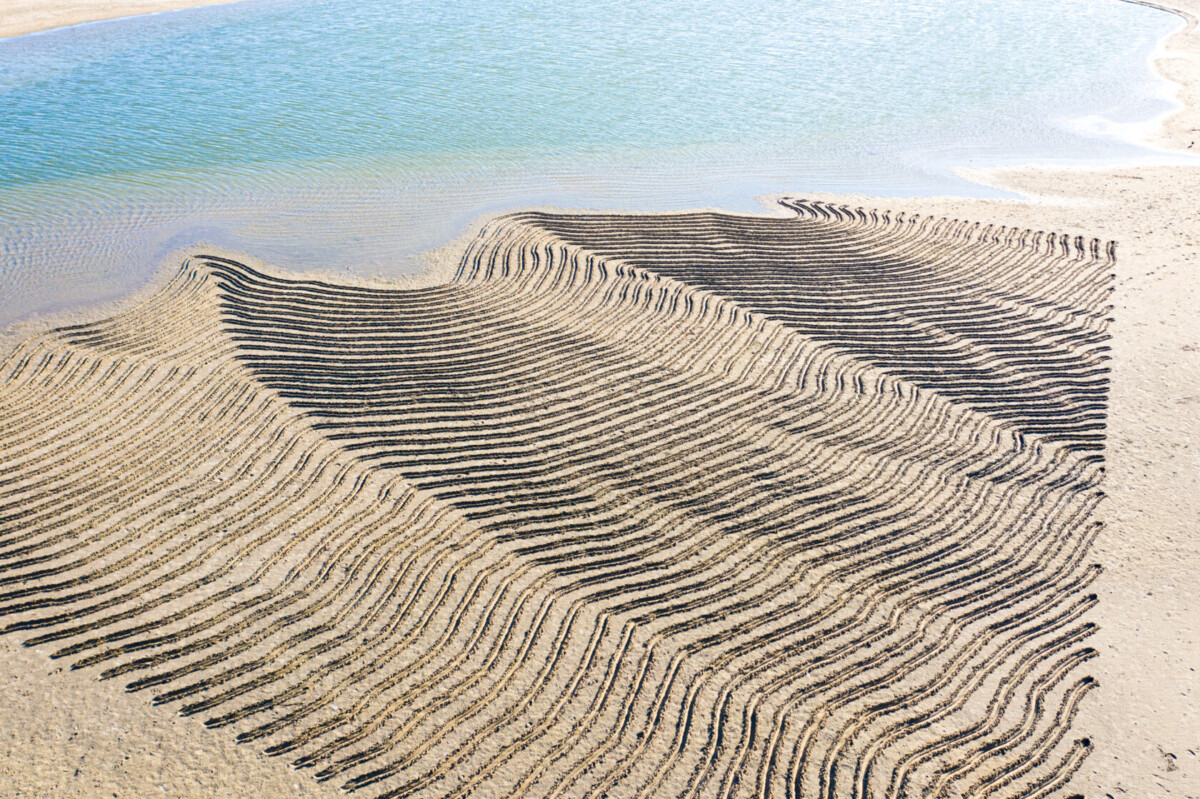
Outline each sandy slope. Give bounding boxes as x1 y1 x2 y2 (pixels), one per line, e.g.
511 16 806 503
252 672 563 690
795 165 1200 799
0 0 248 39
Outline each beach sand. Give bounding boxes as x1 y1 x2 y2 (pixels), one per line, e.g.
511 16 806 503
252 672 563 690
0 209 1119 799
0 0 247 39
0 2 1198 798
797 7 1200 794
795 163 1200 798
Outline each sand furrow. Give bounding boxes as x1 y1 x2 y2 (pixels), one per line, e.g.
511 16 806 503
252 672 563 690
0 200 1111 798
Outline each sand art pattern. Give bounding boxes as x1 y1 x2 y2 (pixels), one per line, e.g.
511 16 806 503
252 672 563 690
0 201 1112 798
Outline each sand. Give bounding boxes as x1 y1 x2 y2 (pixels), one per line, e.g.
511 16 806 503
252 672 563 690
1 2 1198 799
0 212 1114 799
793 168 1200 799
0 0 248 39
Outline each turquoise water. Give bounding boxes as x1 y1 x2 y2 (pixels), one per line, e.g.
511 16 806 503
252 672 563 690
0 0 1184 325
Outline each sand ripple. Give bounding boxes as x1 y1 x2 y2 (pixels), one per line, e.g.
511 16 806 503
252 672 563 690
0 201 1111 798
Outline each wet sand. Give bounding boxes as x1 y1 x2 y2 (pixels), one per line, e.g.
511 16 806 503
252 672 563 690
0 1 1197 798
0 0 248 39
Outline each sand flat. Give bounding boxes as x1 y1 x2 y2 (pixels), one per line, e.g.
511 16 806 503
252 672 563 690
0 0 248 39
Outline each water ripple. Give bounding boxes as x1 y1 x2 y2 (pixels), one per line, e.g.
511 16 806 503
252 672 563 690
0 0 1184 326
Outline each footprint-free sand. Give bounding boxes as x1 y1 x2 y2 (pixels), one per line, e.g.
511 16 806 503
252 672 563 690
1 2 1197 799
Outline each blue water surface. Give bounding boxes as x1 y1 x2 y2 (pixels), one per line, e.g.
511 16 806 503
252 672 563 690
0 0 1184 324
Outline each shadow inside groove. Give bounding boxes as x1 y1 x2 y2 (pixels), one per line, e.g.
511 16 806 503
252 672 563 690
513 207 1113 452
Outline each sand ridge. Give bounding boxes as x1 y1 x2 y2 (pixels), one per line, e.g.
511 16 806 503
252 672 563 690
3 1 1198 795
0 201 1114 797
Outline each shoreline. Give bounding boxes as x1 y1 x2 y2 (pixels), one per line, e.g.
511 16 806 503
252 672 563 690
0 1 1196 797
0 0 249 40
0 0 1188 337
800 4 1200 792
1129 0 1200 151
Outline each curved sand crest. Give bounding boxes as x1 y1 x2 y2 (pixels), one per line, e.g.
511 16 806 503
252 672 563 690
0 201 1111 798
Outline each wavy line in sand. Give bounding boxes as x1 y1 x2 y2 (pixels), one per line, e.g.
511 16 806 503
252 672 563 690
0 200 1112 798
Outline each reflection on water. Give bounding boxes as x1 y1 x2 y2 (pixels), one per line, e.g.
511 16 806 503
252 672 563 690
0 0 1185 326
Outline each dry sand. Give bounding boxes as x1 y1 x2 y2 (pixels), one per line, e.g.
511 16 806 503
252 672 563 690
0 0 248 39
0 209 1116 799
794 166 1200 798
1 2 1198 799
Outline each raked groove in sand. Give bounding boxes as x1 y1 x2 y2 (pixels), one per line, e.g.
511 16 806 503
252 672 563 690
0 200 1112 798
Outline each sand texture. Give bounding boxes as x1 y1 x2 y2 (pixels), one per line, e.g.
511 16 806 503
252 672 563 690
3 2 1199 797
0 202 1116 798
798 166 1200 799
0 0 247 39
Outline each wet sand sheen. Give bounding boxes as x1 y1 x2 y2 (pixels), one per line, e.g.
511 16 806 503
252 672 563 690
0 201 1112 798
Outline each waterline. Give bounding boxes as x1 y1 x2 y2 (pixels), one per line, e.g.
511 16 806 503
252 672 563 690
0 0 1186 327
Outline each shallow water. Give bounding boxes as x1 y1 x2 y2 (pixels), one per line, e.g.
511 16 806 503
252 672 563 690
0 0 1184 326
